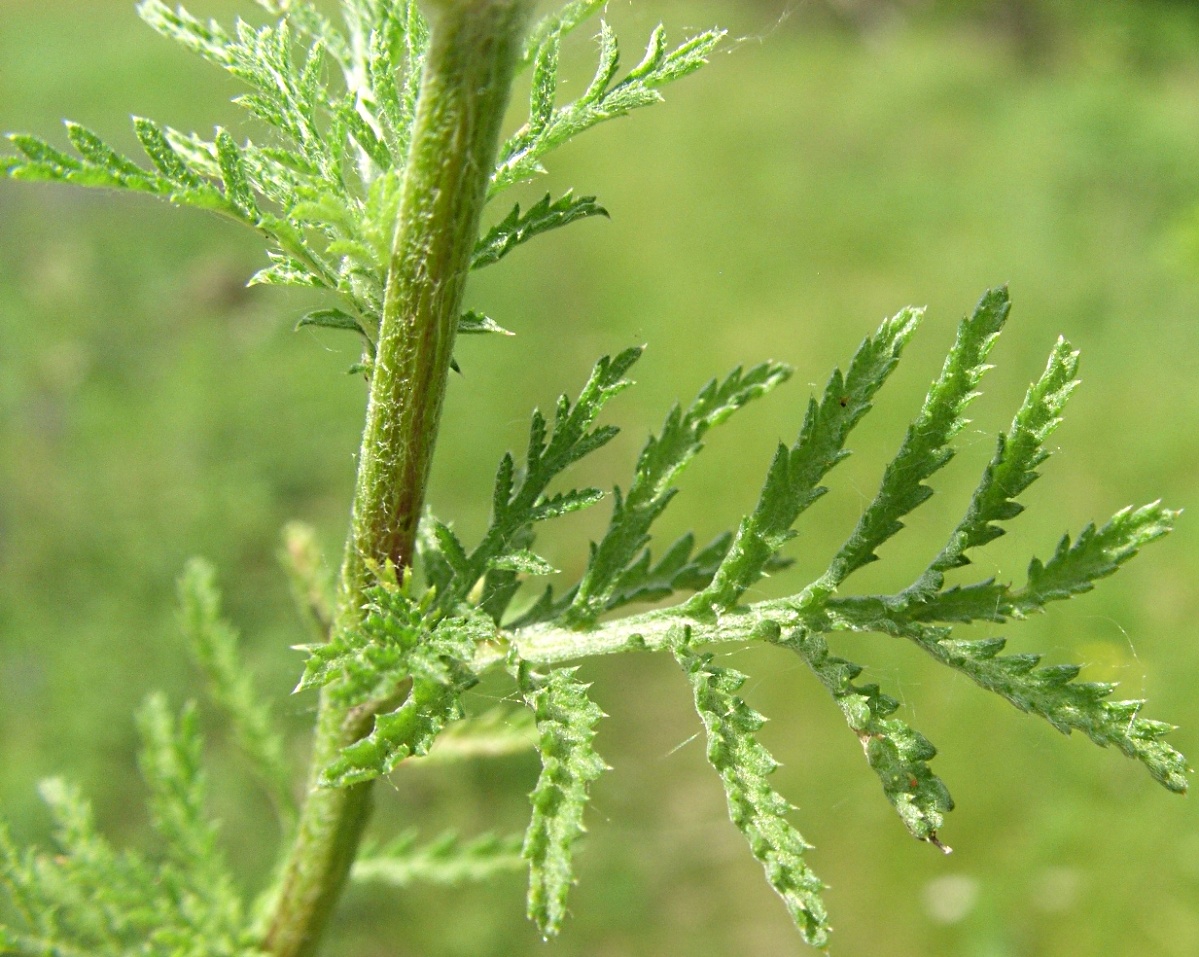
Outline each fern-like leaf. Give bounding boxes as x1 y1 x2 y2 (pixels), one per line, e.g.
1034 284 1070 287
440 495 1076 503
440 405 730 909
516 662 607 939
420 349 640 621
672 635 830 947
493 21 725 194
908 335 1081 600
473 191 608 269
311 587 488 787
1016 501 1177 610
178 560 294 824
7 0 722 388
826 599 1189 792
784 631 953 848
696 306 921 612
137 695 221 880
907 501 1178 625
805 287 1010 606
5 127 164 194
0 752 253 955
295 573 430 700
352 830 524 888
565 362 792 627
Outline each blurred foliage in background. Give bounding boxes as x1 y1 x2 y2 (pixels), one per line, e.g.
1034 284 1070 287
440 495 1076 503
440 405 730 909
2 0 1198 954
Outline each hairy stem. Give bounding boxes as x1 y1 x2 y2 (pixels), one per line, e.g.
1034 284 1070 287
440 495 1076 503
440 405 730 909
483 598 805 671
262 3 533 954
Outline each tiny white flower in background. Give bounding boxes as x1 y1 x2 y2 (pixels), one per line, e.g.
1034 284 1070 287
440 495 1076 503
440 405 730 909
923 874 980 925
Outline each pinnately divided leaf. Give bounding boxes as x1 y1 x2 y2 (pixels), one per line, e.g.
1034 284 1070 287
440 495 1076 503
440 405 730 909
1015 501 1177 612
136 695 217 875
672 635 830 947
695 306 921 612
352 830 525 888
907 335 1081 599
135 694 248 933
929 626 1189 793
907 500 1178 625
783 631 953 848
805 287 1011 605
1 0 1189 941
178 559 294 825
419 349 641 621
516 662 607 939
493 21 725 193
473 191 608 269
6 127 162 193
564 362 792 627
826 593 1188 793
296 574 431 701
298 575 491 787
0 753 253 956
495 293 1185 931
6 0 726 392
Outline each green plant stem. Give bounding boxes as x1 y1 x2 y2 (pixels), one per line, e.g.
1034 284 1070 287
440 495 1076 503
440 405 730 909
261 3 534 954
478 598 801 672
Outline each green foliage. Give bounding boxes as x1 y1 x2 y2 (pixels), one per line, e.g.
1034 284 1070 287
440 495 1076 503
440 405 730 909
417 348 641 622
8 280 1177 949
352 830 524 888
672 636 829 948
178 560 295 825
297 574 487 787
3 0 720 369
513 663 607 939
471 287 1184 942
786 631 953 848
690 307 921 613
562 362 793 627
493 19 726 193
0 0 1189 954
3 0 731 932
801 288 1010 608
904 336 1081 599
0 705 256 957
473 191 608 270
519 0 606 66
468 358 794 630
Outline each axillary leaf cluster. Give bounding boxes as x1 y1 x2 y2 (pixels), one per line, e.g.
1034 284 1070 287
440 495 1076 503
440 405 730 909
0 1 1188 954
298 285 1186 947
2 0 718 374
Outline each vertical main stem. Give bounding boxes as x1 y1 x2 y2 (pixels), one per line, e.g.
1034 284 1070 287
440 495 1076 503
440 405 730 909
262 3 533 955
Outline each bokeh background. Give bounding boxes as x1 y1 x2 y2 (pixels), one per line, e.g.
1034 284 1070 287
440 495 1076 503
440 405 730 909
2 0 1198 954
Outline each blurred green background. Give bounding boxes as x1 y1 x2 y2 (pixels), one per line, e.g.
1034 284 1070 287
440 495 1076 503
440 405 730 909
2 0 1198 954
